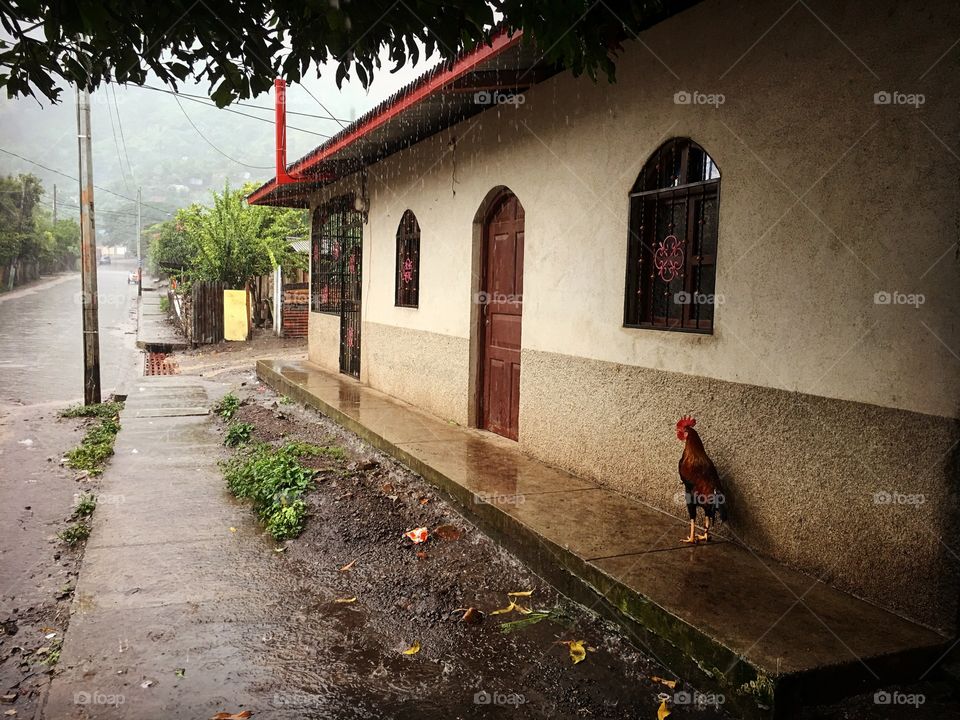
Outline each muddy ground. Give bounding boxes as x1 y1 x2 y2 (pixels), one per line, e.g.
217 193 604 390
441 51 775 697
218 380 732 719
0 402 105 718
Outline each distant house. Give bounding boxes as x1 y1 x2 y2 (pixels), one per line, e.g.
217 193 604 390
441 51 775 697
250 1 960 634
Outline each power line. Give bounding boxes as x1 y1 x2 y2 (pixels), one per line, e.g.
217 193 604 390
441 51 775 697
105 86 133 192
139 84 331 137
172 94 275 170
0 147 173 216
139 84 351 123
112 85 137 185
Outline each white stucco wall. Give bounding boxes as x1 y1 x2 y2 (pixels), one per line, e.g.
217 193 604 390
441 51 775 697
310 0 959 420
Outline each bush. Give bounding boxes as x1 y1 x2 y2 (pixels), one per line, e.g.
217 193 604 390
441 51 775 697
58 522 91 545
224 421 253 447
222 442 339 540
214 393 241 421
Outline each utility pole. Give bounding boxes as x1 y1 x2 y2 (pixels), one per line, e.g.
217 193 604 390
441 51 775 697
76 85 101 405
52 183 57 224
137 186 142 296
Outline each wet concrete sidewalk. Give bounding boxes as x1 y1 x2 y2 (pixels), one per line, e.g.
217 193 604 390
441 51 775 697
136 288 188 352
44 378 274 719
258 358 948 717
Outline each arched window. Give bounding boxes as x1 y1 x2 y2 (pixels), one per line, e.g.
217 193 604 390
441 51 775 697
395 210 420 307
624 138 720 333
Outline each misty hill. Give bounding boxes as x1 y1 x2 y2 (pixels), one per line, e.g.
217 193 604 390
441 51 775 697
0 62 430 250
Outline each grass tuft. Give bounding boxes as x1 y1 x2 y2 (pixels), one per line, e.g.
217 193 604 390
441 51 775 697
213 393 241 421
58 522 91 545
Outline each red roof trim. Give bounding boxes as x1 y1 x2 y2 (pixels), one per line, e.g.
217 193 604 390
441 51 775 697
248 27 523 205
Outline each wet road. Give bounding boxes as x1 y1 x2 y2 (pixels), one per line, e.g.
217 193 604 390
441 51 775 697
0 263 139 404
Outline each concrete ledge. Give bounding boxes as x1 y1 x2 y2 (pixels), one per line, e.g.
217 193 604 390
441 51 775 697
257 358 949 719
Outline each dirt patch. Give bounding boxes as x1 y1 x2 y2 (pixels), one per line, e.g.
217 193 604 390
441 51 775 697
218 385 731 719
0 402 102 717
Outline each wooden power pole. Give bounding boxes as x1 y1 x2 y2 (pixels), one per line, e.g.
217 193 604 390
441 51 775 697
76 85 101 405
137 186 142 296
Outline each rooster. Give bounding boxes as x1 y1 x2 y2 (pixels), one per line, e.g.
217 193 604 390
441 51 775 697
676 415 727 543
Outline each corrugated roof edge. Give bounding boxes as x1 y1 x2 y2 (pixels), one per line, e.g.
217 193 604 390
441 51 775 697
247 24 522 206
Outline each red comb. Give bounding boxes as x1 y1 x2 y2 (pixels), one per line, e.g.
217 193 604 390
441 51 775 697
676 415 697 431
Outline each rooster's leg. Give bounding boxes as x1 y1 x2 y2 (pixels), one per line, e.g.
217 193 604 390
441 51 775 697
696 517 711 542
681 519 697 544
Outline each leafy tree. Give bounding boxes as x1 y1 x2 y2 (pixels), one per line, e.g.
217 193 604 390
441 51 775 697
0 173 42 265
0 1 695 105
150 182 305 288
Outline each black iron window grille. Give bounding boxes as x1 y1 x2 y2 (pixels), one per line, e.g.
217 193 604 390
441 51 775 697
311 200 362 316
395 209 420 308
624 138 721 333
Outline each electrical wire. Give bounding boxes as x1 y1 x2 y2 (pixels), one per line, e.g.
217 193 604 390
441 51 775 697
172 94 275 170
139 85 331 137
112 85 137 185
105 86 133 193
139 84 351 123
0 147 172 216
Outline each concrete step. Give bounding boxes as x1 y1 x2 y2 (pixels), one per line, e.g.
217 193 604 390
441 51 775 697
257 357 948 719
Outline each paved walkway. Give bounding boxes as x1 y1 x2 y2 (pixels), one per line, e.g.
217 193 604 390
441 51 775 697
45 377 270 719
258 358 947 716
136 288 188 351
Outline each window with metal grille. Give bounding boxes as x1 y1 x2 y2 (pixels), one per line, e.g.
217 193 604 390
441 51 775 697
624 138 721 333
395 210 420 307
311 200 362 315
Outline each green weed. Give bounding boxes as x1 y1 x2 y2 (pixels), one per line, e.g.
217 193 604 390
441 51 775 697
159 295 170 313
58 522 91 545
60 401 123 419
65 411 122 475
214 393 241 421
72 493 97 518
222 441 343 540
224 421 254 447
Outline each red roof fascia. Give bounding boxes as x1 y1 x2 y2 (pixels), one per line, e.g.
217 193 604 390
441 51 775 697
248 27 523 205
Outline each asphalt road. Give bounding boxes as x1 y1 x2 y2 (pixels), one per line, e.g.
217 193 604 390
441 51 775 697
0 262 140 404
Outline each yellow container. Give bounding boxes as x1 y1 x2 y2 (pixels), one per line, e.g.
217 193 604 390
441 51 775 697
223 289 249 341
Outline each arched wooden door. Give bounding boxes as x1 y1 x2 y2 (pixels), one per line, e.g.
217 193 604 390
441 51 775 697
479 192 524 440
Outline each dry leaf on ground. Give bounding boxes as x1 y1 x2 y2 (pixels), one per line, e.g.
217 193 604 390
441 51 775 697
402 642 421 655
657 700 671 719
339 559 357 572
334 597 357 604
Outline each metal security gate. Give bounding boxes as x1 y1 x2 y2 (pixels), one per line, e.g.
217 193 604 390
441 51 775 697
338 213 362 378
312 201 363 378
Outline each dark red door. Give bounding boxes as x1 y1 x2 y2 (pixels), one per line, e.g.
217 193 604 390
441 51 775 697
480 193 524 440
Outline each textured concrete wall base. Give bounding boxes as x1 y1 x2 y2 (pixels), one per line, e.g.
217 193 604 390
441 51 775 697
307 311 340 373
363 321 470 426
519 348 960 633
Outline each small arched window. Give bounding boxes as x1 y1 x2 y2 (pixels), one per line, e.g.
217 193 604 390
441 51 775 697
624 138 720 333
395 210 420 307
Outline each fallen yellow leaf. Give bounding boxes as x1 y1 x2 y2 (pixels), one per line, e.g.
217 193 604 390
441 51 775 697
657 699 671 720
402 642 420 655
566 639 587 665
507 590 533 597
229 527 237 533
210 712 253 720
652 676 677 689
490 601 517 616
339 559 357 572
334 596 357 604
